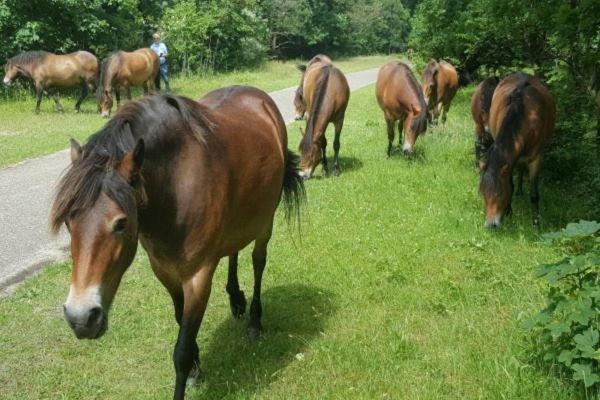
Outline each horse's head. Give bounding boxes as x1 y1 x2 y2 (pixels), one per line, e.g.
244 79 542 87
3 61 18 85
294 87 306 120
53 137 145 339
421 59 439 107
298 127 320 179
404 104 428 155
479 153 512 229
98 89 113 118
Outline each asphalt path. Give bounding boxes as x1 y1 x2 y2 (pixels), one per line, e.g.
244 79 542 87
0 67 380 291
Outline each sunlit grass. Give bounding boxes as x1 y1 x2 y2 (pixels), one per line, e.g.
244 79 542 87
0 82 592 399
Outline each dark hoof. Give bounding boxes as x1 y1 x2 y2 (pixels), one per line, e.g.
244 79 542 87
247 324 262 340
333 168 340 177
229 291 247 318
74 109 81 114
186 363 204 386
533 217 540 229
35 109 40 115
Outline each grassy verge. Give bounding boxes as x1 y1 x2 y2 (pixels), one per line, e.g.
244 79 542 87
0 54 395 168
0 83 592 399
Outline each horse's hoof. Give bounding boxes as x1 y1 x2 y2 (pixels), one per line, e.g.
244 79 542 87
186 363 203 386
247 324 262 340
333 168 340 177
229 291 247 319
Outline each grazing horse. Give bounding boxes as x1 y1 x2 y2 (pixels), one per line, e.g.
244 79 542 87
479 73 555 228
375 61 428 156
3 50 99 113
298 59 349 178
51 86 304 400
471 76 500 167
421 59 459 126
293 54 332 120
97 48 159 117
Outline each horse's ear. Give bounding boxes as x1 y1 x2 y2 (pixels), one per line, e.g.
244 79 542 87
296 64 307 73
118 139 145 183
70 138 82 163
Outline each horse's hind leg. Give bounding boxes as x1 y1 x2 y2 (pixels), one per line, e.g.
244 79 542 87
248 227 272 339
74 81 88 113
226 252 247 318
441 101 451 126
386 117 396 157
333 118 344 176
528 158 542 227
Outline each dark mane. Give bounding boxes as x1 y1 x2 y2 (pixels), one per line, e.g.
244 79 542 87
8 50 51 67
97 52 121 94
479 76 500 115
481 75 531 193
50 94 214 234
398 62 428 135
300 65 331 153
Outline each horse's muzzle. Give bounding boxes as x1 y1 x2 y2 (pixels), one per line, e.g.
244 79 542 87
3 77 11 85
64 304 107 339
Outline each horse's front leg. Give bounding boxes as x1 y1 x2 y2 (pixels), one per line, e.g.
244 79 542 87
115 87 121 108
35 83 43 114
75 80 88 113
332 117 344 176
226 252 247 318
125 86 132 101
173 262 217 400
320 134 328 176
528 158 542 228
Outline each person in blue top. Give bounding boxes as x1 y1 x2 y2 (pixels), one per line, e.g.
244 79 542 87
151 33 171 91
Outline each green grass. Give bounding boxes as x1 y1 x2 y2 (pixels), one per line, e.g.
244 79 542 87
0 83 594 399
0 54 394 168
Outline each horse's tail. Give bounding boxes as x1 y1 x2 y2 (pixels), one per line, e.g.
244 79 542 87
300 65 331 153
497 78 531 141
96 58 109 99
281 149 305 224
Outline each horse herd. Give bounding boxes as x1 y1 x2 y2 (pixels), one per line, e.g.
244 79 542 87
4 49 555 399
3 48 158 116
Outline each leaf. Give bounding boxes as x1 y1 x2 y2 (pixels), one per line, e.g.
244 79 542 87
558 349 575 367
572 363 600 387
574 329 599 358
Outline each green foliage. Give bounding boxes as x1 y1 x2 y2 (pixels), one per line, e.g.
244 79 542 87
525 220 600 389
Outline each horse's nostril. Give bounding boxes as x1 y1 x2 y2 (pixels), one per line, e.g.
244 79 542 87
87 306 103 328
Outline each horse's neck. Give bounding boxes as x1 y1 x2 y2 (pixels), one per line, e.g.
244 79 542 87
19 63 35 80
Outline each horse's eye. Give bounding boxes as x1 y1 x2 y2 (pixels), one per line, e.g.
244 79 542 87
113 217 127 233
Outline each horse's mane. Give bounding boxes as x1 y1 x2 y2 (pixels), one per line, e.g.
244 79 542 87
481 74 531 191
8 50 51 67
479 76 500 116
422 59 438 84
98 52 121 92
50 95 214 234
397 62 428 135
300 65 331 153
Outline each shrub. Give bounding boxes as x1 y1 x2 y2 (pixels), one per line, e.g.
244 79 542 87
524 220 600 389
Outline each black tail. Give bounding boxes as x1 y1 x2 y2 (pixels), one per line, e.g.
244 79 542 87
281 150 305 224
300 65 331 153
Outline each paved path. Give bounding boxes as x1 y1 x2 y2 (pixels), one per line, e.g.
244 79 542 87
0 67 379 290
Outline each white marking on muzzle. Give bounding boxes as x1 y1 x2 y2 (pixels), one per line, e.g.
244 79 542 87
64 284 102 318
3 77 11 85
402 142 413 153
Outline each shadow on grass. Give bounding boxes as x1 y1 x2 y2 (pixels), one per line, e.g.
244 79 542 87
387 146 427 163
306 156 364 180
193 284 336 399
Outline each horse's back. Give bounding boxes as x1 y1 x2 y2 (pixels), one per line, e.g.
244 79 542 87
376 61 416 118
490 73 555 155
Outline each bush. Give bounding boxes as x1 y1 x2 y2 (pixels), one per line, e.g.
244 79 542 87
524 220 600 389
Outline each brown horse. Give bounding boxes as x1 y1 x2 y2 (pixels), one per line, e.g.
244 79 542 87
51 87 304 400
479 73 555 228
293 54 332 120
97 48 158 117
298 59 349 178
3 50 99 113
471 76 500 166
421 59 459 126
376 61 428 156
